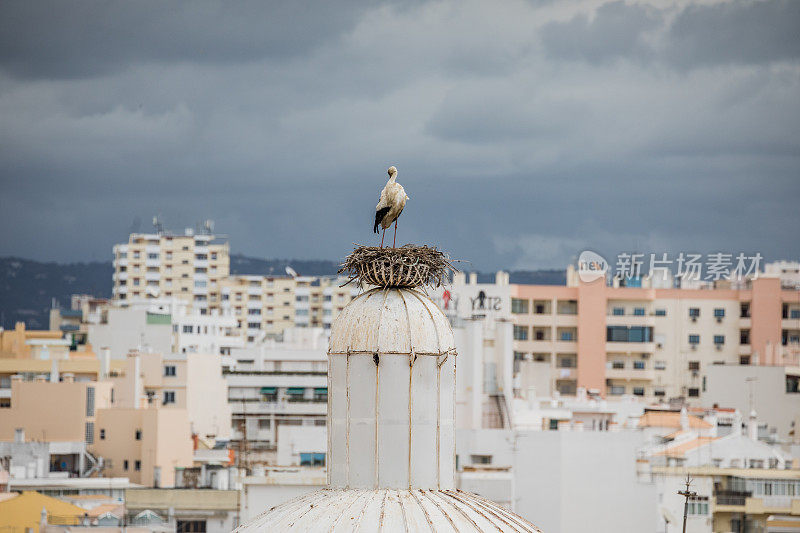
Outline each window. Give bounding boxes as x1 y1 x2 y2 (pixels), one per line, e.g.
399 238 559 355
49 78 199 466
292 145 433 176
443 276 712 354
135 429 142 440
164 365 176 377
633 360 645 370
689 334 700 345
654 309 667 317
85 422 94 444
633 308 645 316
470 454 492 465
313 387 328 402
740 355 751 365
792 310 800 319
740 303 750 318
714 308 725 318
513 325 529 341
300 452 326 466
610 386 625 395
286 388 306 401
511 298 529 314
612 360 625 369
258 419 270 429
633 387 645 396
654 388 665 397
688 388 700 397
654 360 667 370
100 429 106 440
177 520 207 533
612 307 624 316
689 308 700 318
606 326 653 343
147 253 159 260
534 303 546 314
248 322 261 329
740 329 750 344
135 460 141 471
86 386 95 417
687 496 709 515
163 391 176 405
183 325 193 334
714 335 725 345
248 309 261 315
123 460 129 471
560 331 574 341
688 361 700 371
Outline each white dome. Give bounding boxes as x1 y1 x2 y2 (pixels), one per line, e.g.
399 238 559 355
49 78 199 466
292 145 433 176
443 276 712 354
235 488 541 532
330 287 455 355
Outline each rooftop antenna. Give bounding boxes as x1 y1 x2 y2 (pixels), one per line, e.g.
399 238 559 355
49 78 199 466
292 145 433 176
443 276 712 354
152 215 164 235
678 474 696 533
285 266 298 278
203 219 214 235
746 376 757 415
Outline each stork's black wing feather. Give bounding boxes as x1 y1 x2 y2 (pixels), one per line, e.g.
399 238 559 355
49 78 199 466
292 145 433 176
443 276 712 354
374 206 391 233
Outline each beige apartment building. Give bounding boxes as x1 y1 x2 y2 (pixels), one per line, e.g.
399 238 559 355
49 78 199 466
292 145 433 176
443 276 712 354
110 351 232 440
112 230 230 314
219 275 357 341
510 269 800 403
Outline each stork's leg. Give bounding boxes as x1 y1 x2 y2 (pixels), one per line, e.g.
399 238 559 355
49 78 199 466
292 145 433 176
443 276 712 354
393 219 398 248
380 227 386 248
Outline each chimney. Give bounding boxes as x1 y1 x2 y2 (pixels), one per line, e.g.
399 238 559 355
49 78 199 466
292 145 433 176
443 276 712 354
468 272 477 285
680 406 689 431
50 358 59 383
748 410 759 441
100 347 111 379
732 410 743 436
706 410 718 438
14 428 25 443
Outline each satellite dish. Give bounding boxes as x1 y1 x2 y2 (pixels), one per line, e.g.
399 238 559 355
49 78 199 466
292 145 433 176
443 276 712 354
285 266 298 278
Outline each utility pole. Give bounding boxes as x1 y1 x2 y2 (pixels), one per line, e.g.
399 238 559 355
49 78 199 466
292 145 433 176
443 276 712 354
677 474 697 533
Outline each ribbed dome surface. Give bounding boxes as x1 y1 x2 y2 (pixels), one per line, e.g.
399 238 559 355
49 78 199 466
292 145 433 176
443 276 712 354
329 287 455 355
235 488 542 532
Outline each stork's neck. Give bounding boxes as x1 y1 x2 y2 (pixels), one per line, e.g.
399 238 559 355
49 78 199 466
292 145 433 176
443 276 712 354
387 173 397 184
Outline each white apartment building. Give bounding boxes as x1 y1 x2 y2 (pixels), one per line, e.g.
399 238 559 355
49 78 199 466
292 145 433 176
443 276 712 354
112 229 230 315
224 328 328 461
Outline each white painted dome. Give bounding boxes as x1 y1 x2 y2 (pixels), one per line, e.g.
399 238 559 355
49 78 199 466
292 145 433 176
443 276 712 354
235 488 542 532
329 287 455 355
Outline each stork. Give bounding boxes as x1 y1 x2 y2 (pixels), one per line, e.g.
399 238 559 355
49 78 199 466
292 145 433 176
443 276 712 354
373 166 408 248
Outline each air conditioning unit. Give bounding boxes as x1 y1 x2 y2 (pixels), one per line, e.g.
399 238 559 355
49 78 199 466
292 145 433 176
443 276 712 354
691 317 697 323
691 370 699 378
641 353 650 359
691 344 697 350
715 344 723 351
716 317 723 323
656 343 663 349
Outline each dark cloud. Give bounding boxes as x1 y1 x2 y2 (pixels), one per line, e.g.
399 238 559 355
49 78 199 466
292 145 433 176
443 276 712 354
540 1 661 63
0 1 371 79
0 0 798 271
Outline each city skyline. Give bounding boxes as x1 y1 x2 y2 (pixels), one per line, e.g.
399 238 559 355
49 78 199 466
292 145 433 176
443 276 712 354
0 0 798 271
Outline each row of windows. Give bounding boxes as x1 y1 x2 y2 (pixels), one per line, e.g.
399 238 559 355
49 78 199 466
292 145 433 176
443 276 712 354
688 334 726 345
510 299 577 315
99 428 143 441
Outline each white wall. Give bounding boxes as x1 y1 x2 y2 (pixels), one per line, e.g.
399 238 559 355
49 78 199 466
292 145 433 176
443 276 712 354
456 428 658 533
88 308 171 359
276 426 326 466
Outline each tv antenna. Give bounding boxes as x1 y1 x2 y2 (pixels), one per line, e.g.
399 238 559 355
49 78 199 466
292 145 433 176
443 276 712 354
678 474 696 533
152 215 164 234
285 266 298 278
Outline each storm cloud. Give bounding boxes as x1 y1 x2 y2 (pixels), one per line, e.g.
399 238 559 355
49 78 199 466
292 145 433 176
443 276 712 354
0 0 798 271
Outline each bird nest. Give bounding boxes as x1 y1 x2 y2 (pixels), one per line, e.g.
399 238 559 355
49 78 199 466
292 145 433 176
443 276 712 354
339 245 456 289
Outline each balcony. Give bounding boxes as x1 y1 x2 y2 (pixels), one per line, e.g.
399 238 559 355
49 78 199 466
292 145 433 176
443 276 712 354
606 314 656 327
606 341 656 353
228 400 327 415
739 317 752 328
782 318 800 329
605 367 656 381
145 258 161 268
145 272 160 281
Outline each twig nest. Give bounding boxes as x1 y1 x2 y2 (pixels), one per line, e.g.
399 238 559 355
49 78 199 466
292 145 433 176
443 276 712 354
339 244 456 288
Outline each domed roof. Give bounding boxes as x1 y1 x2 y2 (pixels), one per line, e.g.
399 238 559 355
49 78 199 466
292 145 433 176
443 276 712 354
329 288 455 355
235 488 541 532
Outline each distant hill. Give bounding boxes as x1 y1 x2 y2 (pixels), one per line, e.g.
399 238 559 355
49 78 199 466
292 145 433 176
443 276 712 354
0 257 113 330
0 256 565 330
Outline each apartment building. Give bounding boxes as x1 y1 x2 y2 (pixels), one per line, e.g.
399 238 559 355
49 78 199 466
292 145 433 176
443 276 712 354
219 275 358 342
112 229 230 314
509 267 800 403
224 328 329 462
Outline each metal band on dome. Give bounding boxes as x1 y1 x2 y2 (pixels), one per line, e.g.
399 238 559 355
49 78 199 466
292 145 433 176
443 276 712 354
327 348 456 357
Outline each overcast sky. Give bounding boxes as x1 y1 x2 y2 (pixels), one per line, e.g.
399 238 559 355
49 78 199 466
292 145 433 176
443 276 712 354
0 0 798 271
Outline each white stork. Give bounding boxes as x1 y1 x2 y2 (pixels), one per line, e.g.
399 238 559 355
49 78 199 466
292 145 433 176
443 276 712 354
373 166 408 248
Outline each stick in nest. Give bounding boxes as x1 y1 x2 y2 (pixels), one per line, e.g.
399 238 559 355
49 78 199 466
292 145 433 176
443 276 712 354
338 244 458 288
